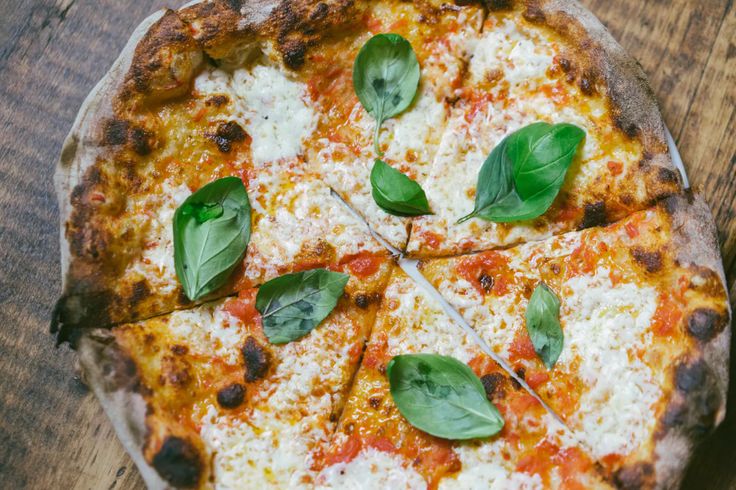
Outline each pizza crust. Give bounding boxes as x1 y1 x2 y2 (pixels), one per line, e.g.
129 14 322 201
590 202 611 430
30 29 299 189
523 0 681 195
77 330 169 490
646 193 731 489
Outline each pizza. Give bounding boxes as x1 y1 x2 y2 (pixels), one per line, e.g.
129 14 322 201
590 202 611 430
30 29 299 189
53 0 729 489
315 268 611 489
419 194 730 488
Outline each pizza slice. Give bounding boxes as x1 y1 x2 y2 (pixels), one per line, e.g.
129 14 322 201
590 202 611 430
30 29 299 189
315 267 612 489
420 194 730 488
55 13 390 335
407 2 681 257
302 0 485 250
77 263 392 489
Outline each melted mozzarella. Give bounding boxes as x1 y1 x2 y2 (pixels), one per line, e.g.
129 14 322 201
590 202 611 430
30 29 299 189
127 179 190 295
316 448 426 490
560 268 661 458
195 64 317 166
469 19 554 88
198 303 358 489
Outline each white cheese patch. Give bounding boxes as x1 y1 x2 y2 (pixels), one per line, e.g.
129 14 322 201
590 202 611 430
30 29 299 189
127 179 190 296
316 448 426 490
381 273 479 364
560 268 661 458
407 16 639 255
198 304 359 489
194 63 317 166
241 162 384 285
165 302 246 364
469 18 554 89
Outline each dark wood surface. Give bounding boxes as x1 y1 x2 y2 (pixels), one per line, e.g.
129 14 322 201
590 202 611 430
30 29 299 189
0 1 733 488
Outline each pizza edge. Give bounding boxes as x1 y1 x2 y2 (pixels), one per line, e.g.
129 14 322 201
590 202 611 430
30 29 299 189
646 192 731 489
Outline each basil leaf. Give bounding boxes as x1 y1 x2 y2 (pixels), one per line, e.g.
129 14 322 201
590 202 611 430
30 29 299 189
353 33 420 155
256 268 349 344
387 354 504 440
458 122 585 223
370 159 431 216
525 283 564 369
174 177 251 301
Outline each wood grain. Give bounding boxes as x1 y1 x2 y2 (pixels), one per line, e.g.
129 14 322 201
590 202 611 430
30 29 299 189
0 1 733 488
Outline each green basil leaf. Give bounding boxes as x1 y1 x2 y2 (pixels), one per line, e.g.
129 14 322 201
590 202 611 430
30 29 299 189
458 122 585 223
525 283 564 369
174 177 251 301
387 354 504 440
256 268 349 344
370 159 431 216
510 122 586 200
353 33 420 155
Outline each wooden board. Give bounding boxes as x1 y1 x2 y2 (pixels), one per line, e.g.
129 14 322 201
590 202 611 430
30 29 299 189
0 1 733 488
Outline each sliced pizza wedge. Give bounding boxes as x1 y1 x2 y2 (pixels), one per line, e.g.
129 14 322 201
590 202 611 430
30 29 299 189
304 0 485 250
420 194 730 488
77 264 392 489
55 13 390 334
407 2 681 257
315 268 612 489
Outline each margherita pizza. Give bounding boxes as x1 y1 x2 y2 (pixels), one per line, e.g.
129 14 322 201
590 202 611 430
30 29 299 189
54 1 729 489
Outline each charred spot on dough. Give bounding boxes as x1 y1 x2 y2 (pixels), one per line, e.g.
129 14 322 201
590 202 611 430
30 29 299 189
578 201 607 230
480 373 505 400
673 360 722 435
129 126 153 156
208 120 247 153
281 38 308 69
102 119 129 146
630 247 663 273
478 272 494 293
205 94 229 107
657 166 679 184
579 70 598 95
170 344 189 356
152 436 203 488
687 308 726 342
354 292 381 309
615 116 639 139
161 355 192 387
309 2 329 21
130 280 151 305
368 396 382 409
522 4 546 23
242 336 271 382
613 462 655 490
217 383 246 408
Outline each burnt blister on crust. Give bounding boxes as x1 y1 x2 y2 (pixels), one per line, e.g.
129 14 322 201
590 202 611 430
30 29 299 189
686 308 727 343
630 247 663 273
207 120 248 152
480 373 505 400
578 201 607 230
613 462 655 490
242 336 271 382
217 383 246 408
152 436 203 488
664 359 723 437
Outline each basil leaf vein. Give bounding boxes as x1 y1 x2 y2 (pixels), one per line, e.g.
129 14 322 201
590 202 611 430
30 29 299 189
525 282 564 369
256 268 349 344
387 353 504 440
353 33 420 155
370 159 431 216
174 177 251 301
458 122 585 223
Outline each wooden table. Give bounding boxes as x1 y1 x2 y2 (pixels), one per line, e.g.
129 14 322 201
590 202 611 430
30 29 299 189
0 1 733 488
